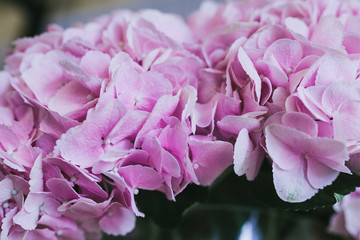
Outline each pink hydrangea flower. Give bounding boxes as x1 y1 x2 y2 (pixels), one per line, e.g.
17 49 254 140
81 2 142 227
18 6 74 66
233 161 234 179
329 188 360 239
1 0 360 237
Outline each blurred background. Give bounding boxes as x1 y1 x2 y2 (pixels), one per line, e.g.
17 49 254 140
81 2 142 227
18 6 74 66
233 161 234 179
0 0 224 65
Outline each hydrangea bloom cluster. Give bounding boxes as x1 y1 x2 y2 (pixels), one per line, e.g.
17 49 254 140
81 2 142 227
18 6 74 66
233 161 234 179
1 0 360 238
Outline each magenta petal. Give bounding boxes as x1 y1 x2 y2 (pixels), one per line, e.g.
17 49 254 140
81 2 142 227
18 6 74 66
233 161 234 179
46 178 80 201
99 203 136 236
118 165 163 190
273 162 317 203
189 137 233 186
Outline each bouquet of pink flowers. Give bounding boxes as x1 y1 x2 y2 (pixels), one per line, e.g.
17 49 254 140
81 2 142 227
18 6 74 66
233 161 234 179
1 0 360 239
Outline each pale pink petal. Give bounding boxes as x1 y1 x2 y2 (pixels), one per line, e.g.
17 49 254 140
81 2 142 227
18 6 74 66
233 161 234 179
310 16 344 49
273 162 317 202
263 39 303 71
315 55 359 86
335 101 360 141
257 25 292 48
217 115 260 136
60 60 102 94
322 81 360 114
237 47 261 102
80 50 111 78
189 137 233 186
234 129 252 177
99 203 136 236
58 123 104 168
139 9 194 43
284 17 309 38
21 51 66 104
47 81 93 116
265 124 308 170
306 156 340 189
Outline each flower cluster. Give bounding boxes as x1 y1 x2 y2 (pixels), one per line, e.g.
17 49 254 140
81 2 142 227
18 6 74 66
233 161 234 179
1 0 360 238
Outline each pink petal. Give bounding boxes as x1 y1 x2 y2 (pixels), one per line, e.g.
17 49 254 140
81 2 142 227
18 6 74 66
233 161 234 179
257 25 292 48
162 150 181 178
335 101 360 141
306 156 340 189
139 9 194 43
21 50 65 104
58 123 104 168
135 94 179 147
234 129 252 177
39 109 79 138
29 154 43 192
237 47 262 102
47 81 92 116
0 125 20 152
189 137 233 186
310 16 344 49
60 59 102 94
99 203 136 236
108 110 149 144
265 124 309 170
141 137 162 172
217 115 260 136
80 50 111 78
263 39 303 71
46 178 80 201
158 122 188 161
343 196 360 236
118 165 163 190
315 55 359 86
284 17 309 39
281 112 318 137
